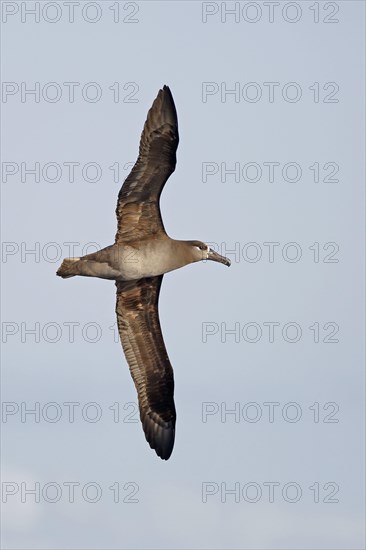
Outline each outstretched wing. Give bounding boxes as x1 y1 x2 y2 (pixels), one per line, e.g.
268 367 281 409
115 86 179 243
116 276 176 460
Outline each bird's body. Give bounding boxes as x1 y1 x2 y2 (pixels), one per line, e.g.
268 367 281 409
57 86 230 460
58 237 212 281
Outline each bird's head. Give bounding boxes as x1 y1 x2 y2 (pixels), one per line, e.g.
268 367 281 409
187 240 231 267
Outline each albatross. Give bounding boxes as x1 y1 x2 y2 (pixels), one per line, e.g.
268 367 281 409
57 86 230 460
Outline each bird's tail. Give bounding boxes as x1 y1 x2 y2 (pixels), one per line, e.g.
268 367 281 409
56 258 81 279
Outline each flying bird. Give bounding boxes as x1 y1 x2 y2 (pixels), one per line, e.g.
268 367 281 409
57 86 230 460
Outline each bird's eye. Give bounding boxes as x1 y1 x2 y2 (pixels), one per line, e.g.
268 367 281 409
198 244 206 251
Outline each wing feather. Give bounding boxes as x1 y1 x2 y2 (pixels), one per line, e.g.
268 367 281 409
116 276 176 460
115 86 179 243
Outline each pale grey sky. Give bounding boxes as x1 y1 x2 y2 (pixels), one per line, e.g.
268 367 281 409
1 1 365 549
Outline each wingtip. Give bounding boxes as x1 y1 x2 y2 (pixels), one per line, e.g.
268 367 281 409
153 430 175 460
151 428 175 460
142 415 175 460
146 85 177 131
159 84 174 103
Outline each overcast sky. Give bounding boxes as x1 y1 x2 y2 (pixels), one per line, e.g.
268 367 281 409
1 1 365 549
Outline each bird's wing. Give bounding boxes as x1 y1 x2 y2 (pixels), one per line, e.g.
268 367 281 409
116 275 176 460
115 86 179 243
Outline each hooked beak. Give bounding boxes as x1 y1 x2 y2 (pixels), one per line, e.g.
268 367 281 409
207 248 231 267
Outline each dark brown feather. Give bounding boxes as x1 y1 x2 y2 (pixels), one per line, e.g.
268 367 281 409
115 276 176 460
115 86 179 243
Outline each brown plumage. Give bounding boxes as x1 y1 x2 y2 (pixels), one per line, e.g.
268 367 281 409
113 87 178 458
115 86 179 243
56 86 230 460
116 276 175 459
